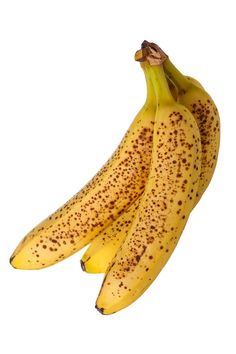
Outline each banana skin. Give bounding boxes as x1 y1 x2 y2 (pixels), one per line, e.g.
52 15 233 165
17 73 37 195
81 197 140 273
10 65 156 270
96 63 202 314
81 53 217 275
140 40 219 204
163 58 220 204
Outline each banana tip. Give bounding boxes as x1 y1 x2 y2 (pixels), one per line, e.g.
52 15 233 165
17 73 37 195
95 304 105 315
9 255 16 268
80 259 86 272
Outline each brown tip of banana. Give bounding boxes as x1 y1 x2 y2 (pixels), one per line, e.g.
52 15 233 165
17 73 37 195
95 305 105 315
10 255 16 268
80 259 86 272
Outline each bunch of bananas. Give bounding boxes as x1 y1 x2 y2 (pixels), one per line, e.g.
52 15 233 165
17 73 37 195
10 41 220 314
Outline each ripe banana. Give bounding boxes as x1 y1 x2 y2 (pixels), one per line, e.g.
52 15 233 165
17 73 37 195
9 39 219 316
81 63 154 274
81 197 140 273
96 55 202 314
165 62 220 203
80 50 214 276
10 64 156 270
141 40 220 203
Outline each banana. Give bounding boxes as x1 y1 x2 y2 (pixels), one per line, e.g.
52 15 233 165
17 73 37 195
81 63 156 274
141 40 219 203
80 51 214 275
79 50 212 276
95 53 202 314
164 62 220 203
81 197 140 273
10 63 156 270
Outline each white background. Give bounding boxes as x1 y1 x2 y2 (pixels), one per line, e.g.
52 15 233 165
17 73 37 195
0 0 235 353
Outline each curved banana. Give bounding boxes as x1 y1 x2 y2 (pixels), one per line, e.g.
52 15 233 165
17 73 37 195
142 41 220 205
79 56 210 276
81 63 155 274
164 60 220 203
140 40 219 203
80 56 213 275
96 57 202 314
10 64 156 270
81 197 140 273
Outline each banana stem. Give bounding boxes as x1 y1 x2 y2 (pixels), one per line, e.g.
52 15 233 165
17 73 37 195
163 59 190 92
142 63 156 106
148 64 175 106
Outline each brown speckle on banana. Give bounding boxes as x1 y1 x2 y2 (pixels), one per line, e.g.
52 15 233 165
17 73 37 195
96 100 202 314
10 69 156 270
81 197 141 273
184 92 220 203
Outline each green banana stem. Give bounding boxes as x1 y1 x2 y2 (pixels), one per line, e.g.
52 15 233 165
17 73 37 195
163 58 191 92
148 64 175 106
